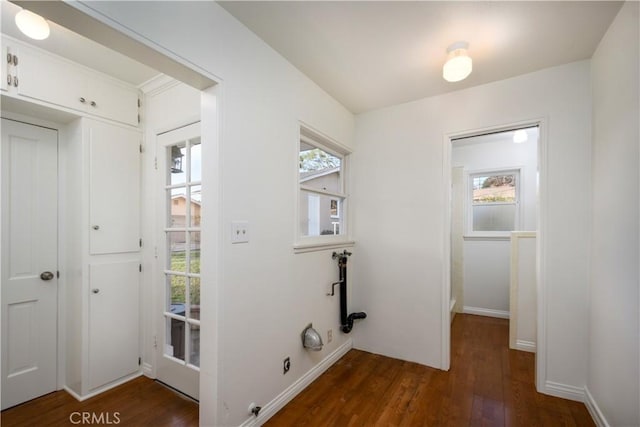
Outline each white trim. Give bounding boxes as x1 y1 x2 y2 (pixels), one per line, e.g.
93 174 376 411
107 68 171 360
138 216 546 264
509 231 537 352
536 118 549 393
441 132 452 371
239 339 353 427
443 118 546 390
584 387 610 427
463 306 510 319
514 340 536 353
542 381 585 402
64 372 143 402
293 240 355 254
142 362 154 378
138 74 179 96
463 235 510 241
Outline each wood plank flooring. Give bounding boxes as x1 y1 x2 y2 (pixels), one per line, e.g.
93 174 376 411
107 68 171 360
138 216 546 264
266 314 595 427
1 376 198 427
1 314 594 426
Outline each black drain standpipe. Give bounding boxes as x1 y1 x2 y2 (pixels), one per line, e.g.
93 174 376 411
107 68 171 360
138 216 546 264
333 250 366 333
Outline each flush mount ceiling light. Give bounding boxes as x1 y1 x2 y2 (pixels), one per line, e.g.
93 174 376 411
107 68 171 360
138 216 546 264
15 9 50 40
443 41 472 83
513 129 528 143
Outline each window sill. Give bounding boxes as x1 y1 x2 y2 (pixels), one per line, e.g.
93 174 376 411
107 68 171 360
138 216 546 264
293 240 355 254
463 235 511 241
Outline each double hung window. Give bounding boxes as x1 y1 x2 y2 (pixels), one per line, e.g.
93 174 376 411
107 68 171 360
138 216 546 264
468 169 520 236
298 127 349 242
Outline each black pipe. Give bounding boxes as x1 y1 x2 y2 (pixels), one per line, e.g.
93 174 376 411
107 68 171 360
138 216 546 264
333 250 366 333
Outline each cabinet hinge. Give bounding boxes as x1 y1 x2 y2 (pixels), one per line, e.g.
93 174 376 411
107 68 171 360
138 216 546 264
154 157 158 170
139 144 143 154
138 357 141 366
139 238 143 247
137 114 140 124
57 270 60 279
137 98 141 108
139 264 142 272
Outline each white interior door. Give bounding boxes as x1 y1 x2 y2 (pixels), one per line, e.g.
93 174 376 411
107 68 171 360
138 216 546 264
156 122 201 400
1 118 58 410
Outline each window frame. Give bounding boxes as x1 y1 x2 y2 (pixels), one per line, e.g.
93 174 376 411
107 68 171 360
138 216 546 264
295 125 353 252
465 168 522 238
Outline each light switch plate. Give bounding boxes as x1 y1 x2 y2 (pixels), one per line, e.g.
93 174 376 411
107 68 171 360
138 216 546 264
231 221 249 244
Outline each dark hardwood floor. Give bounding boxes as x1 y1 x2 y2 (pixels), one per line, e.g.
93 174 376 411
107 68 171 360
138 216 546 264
2 314 594 426
266 314 595 427
0 376 198 427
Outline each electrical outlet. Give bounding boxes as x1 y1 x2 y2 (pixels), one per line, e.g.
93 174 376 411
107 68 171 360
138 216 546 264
327 329 333 343
283 357 291 374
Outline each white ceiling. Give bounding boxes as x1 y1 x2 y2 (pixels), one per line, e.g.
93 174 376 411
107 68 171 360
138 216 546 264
1 0 159 86
219 1 623 113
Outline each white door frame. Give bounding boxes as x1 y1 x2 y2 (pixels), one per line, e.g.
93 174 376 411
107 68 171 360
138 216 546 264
441 118 547 387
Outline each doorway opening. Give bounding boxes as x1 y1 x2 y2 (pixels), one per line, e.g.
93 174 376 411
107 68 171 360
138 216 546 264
443 122 544 374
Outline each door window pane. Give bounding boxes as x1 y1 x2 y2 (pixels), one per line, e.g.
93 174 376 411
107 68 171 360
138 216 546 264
167 274 185 310
189 185 202 227
166 318 185 361
189 323 200 367
169 144 186 185
189 277 200 320
168 232 186 272
190 232 200 274
190 139 201 182
169 188 187 227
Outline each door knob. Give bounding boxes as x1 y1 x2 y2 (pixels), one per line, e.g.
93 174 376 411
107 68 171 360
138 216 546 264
40 271 54 281
92 289 100 294
92 225 100 230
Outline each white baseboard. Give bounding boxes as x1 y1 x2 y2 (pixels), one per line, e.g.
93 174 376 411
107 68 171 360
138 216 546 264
514 339 536 353
142 362 153 377
463 306 510 319
64 371 143 402
584 387 610 427
542 380 585 402
239 339 353 427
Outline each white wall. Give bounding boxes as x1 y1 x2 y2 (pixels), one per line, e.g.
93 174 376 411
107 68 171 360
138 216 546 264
588 2 639 425
453 135 538 315
73 2 355 426
352 61 592 397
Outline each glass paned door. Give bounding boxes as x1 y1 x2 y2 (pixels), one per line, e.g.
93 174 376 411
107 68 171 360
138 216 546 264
156 122 201 399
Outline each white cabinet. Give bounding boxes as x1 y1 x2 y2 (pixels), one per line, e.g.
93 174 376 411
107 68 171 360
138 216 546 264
88 120 141 254
64 118 142 397
2 36 139 126
88 262 140 390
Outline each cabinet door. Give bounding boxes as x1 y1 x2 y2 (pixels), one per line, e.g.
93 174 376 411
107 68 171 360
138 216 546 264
88 120 141 254
87 76 139 127
88 261 140 390
1 42 8 92
17 44 88 112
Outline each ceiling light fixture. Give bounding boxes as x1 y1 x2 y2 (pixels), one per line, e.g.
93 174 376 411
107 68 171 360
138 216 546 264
443 41 472 82
15 9 50 41
513 129 528 143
